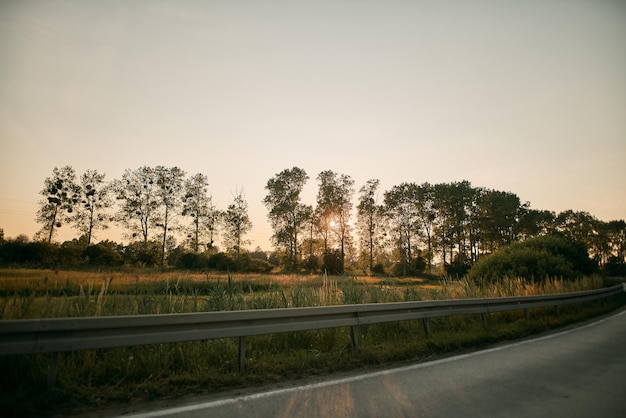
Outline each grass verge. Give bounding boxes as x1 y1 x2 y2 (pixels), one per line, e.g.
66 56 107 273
0 270 623 417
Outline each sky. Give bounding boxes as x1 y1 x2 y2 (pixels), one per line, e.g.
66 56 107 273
1 0 625 251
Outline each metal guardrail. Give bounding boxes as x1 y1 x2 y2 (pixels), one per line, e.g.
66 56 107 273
1 284 623 356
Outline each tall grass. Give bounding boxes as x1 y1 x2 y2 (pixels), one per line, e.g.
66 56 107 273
0 268 622 417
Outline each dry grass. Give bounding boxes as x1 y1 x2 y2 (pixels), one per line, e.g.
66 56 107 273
0 268 621 417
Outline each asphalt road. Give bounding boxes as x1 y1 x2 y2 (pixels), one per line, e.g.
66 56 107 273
119 310 626 418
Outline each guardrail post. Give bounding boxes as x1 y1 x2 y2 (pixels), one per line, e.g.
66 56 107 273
481 313 488 328
350 326 359 349
238 337 246 371
554 305 560 317
47 352 60 390
422 318 431 337
524 309 529 320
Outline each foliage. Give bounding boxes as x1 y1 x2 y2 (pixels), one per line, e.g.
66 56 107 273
263 167 311 271
181 173 219 252
356 179 384 272
112 166 160 245
315 170 355 274
467 235 598 283
0 237 58 267
10 165 626 274
223 191 252 256
73 169 112 245
153 166 186 266
35 166 80 243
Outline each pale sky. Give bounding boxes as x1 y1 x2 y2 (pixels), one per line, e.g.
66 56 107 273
1 0 625 250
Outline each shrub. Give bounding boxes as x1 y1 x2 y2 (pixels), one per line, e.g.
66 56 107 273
84 242 123 267
467 235 597 284
207 252 233 271
371 263 386 275
323 250 344 275
175 252 209 270
0 239 59 267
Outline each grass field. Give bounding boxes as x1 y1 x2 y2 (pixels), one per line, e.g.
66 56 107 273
0 268 623 417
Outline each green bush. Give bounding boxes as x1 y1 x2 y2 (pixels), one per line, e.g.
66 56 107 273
175 252 209 270
467 235 597 284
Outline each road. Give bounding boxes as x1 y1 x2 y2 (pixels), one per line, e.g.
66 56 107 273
119 310 626 418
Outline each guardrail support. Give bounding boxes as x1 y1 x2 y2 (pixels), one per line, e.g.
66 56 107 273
47 352 60 390
422 318 431 337
524 309 529 320
350 326 359 349
481 313 488 328
238 337 246 371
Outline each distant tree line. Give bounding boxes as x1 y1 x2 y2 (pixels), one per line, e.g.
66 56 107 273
0 165 624 277
264 168 625 277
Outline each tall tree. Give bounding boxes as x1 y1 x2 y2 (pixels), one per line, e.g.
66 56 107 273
357 179 383 272
263 167 311 271
112 166 159 246
384 183 422 275
182 173 218 252
415 182 437 272
554 210 598 244
433 181 475 268
517 207 555 239
315 170 354 273
475 189 522 253
153 166 186 266
606 220 626 263
36 166 80 243
73 169 112 245
224 190 252 255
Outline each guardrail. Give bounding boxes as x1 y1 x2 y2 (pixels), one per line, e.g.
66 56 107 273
1 283 624 386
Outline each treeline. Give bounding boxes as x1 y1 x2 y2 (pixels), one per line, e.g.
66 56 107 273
0 165 625 277
263 168 625 277
0 235 275 273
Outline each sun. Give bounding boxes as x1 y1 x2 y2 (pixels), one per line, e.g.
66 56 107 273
329 220 337 228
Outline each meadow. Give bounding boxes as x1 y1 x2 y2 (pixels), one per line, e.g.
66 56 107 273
0 268 623 417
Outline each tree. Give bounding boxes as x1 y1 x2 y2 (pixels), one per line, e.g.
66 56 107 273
433 181 475 269
153 166 186 266
474 189 522 254
73 169 112 245
384 183 422 276
112 166 159 246
415 183 437 272
223 191 252 256
554 210 598 247
182 173 219 252
517 207 555 240
357 179 383 273
315 170 354 273
606 220 626 263
263 167 311 271
35 166 79 243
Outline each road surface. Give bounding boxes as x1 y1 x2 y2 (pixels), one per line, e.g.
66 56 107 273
118 310 626 418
